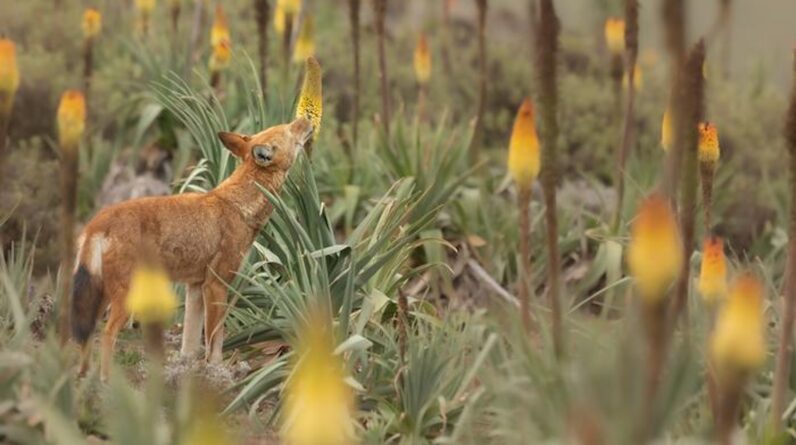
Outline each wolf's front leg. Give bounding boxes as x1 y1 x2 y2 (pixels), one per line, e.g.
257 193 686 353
180 284 204 357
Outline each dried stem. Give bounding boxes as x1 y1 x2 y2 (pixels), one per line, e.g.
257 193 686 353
468 0 487 163
82 38 94 105
660 0 686 200
535 0 563 358
373 0 390 136
669 41 706 329
611 0 639 233
441 0 454 87
349 0 361 148
770 49 796 433
171 2 181 33
186 0 206 77
641 301 667 440
58 148 79 345
143 322 166 363
700 161 716 232
517 186 534 333
0 110 9 168
282 13 294 87
397 289 408 365
254 0 270 102
715 374 743 445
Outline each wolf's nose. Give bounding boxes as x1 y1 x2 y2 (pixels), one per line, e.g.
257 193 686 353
253 145 273 163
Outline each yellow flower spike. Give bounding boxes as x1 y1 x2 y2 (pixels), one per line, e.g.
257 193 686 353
82 8 102 40
293 15 316 64
414 32 432 85
273 2 286 35
282 312 356 445
622 64 643 91
507 98 541 190
209 39 232 72
627 193 684 305
711 273 766 375
278 0 301 16
211 4 230 47
661 108 672 152
604 17 626 55
57 90 86 151
296 56 323 139
698 237 728 305
0 39 20 115
136 0 156 14
698 122 720 164
125 263 177 325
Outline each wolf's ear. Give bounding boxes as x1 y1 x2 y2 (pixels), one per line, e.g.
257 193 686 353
217 132 250 158
289 118 314 146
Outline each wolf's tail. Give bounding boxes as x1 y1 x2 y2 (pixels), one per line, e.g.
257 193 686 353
71 235 105 344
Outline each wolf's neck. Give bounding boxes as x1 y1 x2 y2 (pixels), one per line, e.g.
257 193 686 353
212 165 286 229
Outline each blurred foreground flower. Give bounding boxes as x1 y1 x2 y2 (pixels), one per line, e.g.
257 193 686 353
660 108 672 152
414 32 431 85
211 4 230 47
296 56 323 141
0 38 20 116
282 313 356 445
622 63 643 91
507 98 540 190
136 0 156 34
293 15 315 63
82 8 102 39
627 193 683 304
711 273 766 375
209 40 232 74
57 90 86 151
125 263 177 324
604 17 625 55
698 237 727 305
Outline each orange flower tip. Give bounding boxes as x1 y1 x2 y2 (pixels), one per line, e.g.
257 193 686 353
0 38 20 112
414 32 432 85
211 4 230 46
57 90 87 150
82 8 102 39
698 236 727 305
661 109 672 152
604 17 626 55
698 122 720 164
507 97 540 189
627 193 683 304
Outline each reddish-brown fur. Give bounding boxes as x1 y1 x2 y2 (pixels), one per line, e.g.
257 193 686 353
72 118 313 380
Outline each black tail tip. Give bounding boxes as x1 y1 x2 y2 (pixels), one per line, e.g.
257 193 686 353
71 265 95 344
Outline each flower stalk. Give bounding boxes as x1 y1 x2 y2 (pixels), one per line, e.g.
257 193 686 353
469 0 487 162
293 15 315 64
254 0 270 102
535 0 563 357
508 98 541 333
209 4 231 93
771 48 796 434
348 0 361 149
136 0 156 36
611 0 638 233
81 8 101 104
56 90 86 345
295 56 323 157
373 0 390 136
604 17 626 117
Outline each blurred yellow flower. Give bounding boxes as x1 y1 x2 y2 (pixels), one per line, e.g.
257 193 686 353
0 39 20 115
136 0 156 14
57 90 86 150
622 64 643 91
282 313 356 445
711 273 766 375
125 263 177 324
604 17 625 55
698 237 727 305
627 193 683 304
296 56 323 139
698 122 720 164
414 32 431 85
82 8 102 39
209 40 232 72
507 98 540 190
278 0 301 16
661 108 672 152
293 15 315 64
274 2 286 35
211 4 230 47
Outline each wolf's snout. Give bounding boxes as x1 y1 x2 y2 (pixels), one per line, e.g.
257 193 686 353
253 145 273 165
